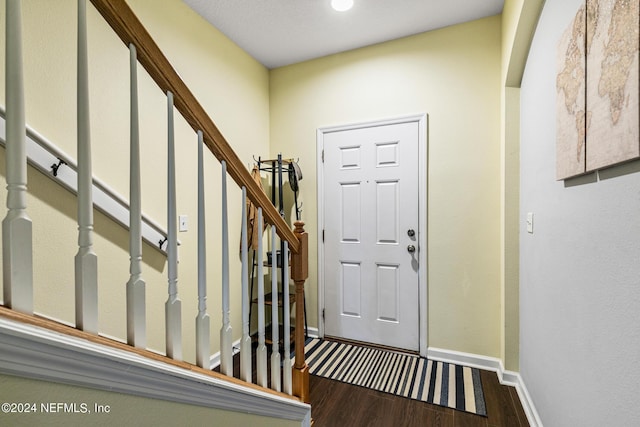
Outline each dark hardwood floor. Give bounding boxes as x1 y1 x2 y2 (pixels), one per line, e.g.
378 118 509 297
310 369 529 427
220 340 528 427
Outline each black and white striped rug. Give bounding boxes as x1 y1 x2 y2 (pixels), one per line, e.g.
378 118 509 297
302 338 487 416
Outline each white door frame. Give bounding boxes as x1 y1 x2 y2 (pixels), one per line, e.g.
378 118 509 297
316 113 428 357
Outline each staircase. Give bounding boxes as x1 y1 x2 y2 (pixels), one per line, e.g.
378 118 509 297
0 0 310 424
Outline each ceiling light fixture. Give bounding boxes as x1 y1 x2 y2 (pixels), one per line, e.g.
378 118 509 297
331 0 353 12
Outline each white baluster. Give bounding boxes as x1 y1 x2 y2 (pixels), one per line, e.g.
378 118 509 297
283 241 292 395
3 0 33 313
256 208 268 387
75 0 98 332
165 91 182 360
195 130 210 368
270 225 281 392
220 160 233 375
126 43 146 348
240 186 252 382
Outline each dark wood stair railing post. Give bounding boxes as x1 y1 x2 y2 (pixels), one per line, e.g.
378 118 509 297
290 221 309 403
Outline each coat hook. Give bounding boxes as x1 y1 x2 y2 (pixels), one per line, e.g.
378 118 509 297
51 158 67 177
296 202 303 220
159 237 167 250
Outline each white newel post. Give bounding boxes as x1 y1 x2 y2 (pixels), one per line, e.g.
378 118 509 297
3 0 33 314
75 0 98 333
196 130 210 369
283 241 292 395
256 208 268 387
270 226 281 391
220 161 233 375
240 187 252 382
126 43 146 348
165 91 182 360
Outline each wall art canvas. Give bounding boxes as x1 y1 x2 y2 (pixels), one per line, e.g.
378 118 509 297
557 3 587 180
556 0 639 180
585 0 639 171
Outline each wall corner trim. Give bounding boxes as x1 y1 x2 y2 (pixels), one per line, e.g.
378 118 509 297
427 346 543 427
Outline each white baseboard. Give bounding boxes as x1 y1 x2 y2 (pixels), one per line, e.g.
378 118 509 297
427 347 542 427
427 346 503 373
512 373 543 427
305 326 319 338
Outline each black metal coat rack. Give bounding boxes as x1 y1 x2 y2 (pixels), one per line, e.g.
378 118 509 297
249 153 307 343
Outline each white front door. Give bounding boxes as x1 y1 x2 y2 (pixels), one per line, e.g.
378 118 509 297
322 120 420 351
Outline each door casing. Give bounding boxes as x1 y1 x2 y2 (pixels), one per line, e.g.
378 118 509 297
316 114 428 357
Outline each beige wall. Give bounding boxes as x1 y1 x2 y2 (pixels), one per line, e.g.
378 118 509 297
0 374 299 427
0 0 270 361
270 16 503 357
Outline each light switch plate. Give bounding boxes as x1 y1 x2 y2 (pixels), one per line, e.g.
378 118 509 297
526 212 534 234
179 215 188 232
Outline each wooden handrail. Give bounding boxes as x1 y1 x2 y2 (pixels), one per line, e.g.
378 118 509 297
89 0 300 253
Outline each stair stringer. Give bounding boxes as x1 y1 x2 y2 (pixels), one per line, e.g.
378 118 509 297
0 314 311 426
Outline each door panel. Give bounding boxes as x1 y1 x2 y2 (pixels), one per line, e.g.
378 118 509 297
341 183 361 242
376 181 399 244
376 264 399 322
323 121 420 351
341 262 361 317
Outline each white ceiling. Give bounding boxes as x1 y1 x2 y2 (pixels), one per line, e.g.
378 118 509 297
182 0 505 69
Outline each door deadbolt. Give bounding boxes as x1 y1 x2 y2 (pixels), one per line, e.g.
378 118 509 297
407 245 416 253
407 229 415 237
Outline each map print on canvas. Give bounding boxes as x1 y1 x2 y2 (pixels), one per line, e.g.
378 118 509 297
557 0 639 180
557 3 587 180
586 0 640 171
